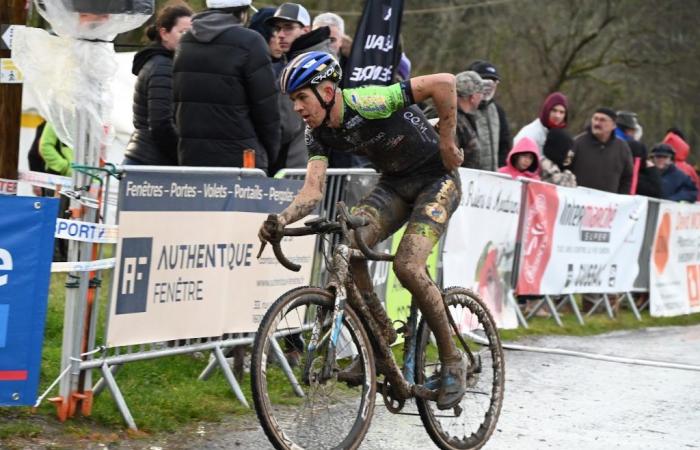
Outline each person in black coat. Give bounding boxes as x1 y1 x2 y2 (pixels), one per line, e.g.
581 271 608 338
173 0 281 173
124 2 193 165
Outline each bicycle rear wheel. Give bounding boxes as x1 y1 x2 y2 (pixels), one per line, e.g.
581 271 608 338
251 286 376 450
415 287 505 450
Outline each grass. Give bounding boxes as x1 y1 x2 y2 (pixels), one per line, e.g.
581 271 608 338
2 268 700 444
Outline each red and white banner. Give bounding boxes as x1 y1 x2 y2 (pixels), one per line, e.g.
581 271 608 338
443 169 520 329
650 202 700 317
517 181 648 295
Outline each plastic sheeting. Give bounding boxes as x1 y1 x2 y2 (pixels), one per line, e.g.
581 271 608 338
12 1 152 167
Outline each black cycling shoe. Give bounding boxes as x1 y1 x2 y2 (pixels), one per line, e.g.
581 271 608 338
436 350 467 410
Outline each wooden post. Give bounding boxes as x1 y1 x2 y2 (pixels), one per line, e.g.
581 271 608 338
0 0 28 180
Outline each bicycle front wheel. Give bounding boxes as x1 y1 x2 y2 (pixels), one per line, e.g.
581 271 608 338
415 287 505 450
251 286 376 450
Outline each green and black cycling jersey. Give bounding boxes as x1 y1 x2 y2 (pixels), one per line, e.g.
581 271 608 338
305 81 445 177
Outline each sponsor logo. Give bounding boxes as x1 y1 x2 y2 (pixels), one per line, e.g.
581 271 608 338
563 263 617 288
653 212 671 274
116 238 152 314
0 248 12 287
424 202 447 224
559 199 618 243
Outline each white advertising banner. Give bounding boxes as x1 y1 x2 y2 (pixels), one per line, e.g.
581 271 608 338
650 202 700 317
443 169 520 329
107 170 315 347
517 181 648 295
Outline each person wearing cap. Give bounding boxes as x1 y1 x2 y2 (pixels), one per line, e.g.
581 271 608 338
455 70 484 168
513 92 568 151
173 0 280 173
248 7 285 76
467 60 511 172
615 111 662 198
267 3 335 174
570 108 633 194
662 129 700 201
651 144 697 202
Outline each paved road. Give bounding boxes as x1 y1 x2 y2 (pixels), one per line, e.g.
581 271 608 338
22 325 700 449
183 325 700 450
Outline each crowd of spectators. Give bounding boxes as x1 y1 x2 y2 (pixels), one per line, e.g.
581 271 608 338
122 0 699 205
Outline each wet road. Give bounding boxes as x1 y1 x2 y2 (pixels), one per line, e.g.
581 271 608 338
181 325 700 450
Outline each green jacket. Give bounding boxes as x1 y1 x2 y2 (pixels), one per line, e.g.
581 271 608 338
39 122 73 176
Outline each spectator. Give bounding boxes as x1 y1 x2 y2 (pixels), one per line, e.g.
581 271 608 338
513 92 568 151
662 130 700 200
124 1 192 166
616 111 662 198
173 0 280 173
312 12 345 57
570 108 633 194
498 137 540 180
39 122 74 177
467 60 511 171
267 3 333 173
540 128 576 187
249 7 285 77
651 144 698 202
454 70 483 168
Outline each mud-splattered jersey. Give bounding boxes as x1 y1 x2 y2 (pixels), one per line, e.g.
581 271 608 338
305 81 445 176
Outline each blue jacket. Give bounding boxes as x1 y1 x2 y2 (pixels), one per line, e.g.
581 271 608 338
660 164 698 202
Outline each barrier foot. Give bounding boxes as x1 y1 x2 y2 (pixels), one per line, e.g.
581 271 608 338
270 338 305 398
198 352 219 381
508 290 528 329
586 294 613 318
625 292 642 321
213 345 249 408
79 390 93 416
93 364 122 397
101 363 137 430
68 392 88 418
525 298 545 320
544 295 563 327
603 294 615 319
567 294 585 326
48 396 70 422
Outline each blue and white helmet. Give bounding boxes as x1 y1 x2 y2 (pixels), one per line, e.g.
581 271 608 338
280 51 342 95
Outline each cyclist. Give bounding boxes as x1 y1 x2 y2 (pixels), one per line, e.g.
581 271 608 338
259 51 466 410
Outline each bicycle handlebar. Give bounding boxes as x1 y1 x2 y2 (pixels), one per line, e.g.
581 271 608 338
258 201 394 272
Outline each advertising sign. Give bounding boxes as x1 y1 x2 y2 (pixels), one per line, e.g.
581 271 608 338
650 203 700 317
0 196 57 406
108 170 315 346
443 169 521 329
517 182 648 295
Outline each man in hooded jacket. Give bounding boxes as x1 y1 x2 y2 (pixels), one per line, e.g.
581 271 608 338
173 0 280 173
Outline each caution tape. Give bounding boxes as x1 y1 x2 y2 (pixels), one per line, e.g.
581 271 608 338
51 258 115 273
0 177 17 195
18 170 73 190
55 219 118 244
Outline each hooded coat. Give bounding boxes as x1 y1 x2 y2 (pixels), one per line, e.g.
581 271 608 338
498 137 541 180
173 10 280 171
513 92 568 151
663 132 700 200
125 44 178 165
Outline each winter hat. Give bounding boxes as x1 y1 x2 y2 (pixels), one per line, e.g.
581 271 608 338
249 7 276 42
543 128 574 169
206 0 253 8
455 71 484 97
595 107 617 121
397 53 411 81
651 143 675 159
467 60 500 81
265 3 311 27
616 111 638 130
539 92 568 129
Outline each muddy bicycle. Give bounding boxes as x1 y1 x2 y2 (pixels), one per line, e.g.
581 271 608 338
251 202 505 450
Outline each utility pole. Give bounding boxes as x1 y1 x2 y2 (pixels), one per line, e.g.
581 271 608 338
0 0 28 180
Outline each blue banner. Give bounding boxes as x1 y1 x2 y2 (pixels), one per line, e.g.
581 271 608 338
0 196 58 406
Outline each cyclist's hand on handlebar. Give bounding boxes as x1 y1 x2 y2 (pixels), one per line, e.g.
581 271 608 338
258 214 286 244
439 139 464 172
